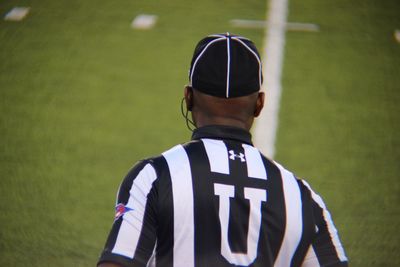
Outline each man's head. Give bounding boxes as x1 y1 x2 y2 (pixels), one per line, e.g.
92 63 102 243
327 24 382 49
184 33 265 130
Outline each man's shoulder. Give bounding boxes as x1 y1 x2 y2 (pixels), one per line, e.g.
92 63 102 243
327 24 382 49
157 140 203 159
271 160 321 198
132 141 200 175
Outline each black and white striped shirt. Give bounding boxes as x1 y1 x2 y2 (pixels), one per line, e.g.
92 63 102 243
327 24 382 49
98 125 348 267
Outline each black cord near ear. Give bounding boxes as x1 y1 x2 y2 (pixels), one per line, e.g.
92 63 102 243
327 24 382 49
181 97 196 132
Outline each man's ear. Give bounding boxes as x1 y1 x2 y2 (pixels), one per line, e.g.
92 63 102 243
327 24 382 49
254 92 265 117
184 85 194 111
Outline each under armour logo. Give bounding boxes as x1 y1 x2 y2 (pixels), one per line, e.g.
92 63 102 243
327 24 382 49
229 150 246 162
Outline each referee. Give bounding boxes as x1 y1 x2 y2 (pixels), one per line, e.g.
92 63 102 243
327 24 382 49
97 33 348 267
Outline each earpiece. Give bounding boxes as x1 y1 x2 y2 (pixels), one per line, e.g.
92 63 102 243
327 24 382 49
180 97 196 131
187 97 193 111
185 86 194 111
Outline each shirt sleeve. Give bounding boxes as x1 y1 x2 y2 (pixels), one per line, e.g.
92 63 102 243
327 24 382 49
300 180 349 267
97 160 158 267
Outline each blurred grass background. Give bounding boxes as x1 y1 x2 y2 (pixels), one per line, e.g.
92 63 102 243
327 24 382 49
276 0 400 266
0 0 399 266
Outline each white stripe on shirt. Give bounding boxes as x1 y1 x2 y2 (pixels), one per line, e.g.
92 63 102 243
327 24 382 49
242 144 267 180
301 180 348 262
163 145 195 267
202 139 230 175
112 163 157 258
274 162 303 267
301 246 320 267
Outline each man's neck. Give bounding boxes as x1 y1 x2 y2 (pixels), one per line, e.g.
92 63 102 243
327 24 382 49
194 116 252 131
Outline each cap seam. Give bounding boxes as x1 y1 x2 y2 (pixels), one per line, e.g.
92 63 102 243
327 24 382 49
231 37 263 89
189 37 226 86
226 36 231 98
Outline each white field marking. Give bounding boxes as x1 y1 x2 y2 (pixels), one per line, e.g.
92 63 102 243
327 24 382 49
395 29 400 43
253 0 289 159
230 19 319 32
4 7 30 21
230 19 266 28
131 14 158 30
285 22 319 32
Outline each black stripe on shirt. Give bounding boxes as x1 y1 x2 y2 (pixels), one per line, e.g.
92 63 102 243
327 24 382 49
262 158 286 265
311 198 342 266
184 140 227 266
150 156 174 267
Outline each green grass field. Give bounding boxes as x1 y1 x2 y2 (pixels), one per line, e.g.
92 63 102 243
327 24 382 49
277 0 400 266
0 0 399 266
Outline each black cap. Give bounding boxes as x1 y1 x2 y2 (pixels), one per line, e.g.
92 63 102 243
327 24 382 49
189 33 263 98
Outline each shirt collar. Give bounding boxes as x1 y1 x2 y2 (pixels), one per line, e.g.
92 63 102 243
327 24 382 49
191 125 253 145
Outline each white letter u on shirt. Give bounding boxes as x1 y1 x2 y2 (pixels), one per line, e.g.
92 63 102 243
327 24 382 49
214 183 267 266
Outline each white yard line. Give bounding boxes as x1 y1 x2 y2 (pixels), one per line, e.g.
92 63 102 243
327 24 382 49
253 0 289 159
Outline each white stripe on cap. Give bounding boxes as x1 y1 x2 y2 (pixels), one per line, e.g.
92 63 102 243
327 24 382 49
226 33 231 98
189 37 225 86
190 33 262 98
208 34 227 38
